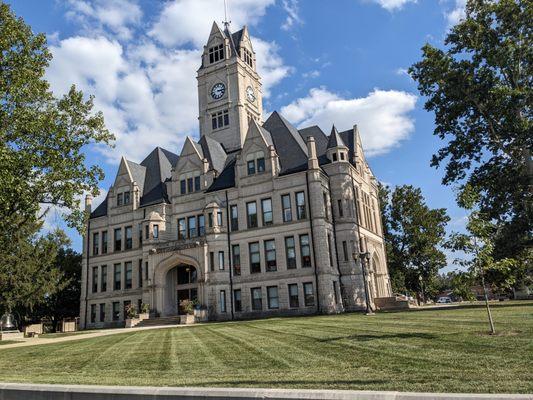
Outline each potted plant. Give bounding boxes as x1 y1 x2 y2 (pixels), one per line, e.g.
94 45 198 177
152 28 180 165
179 300 197 324
139 303 150 321
124 304 138 328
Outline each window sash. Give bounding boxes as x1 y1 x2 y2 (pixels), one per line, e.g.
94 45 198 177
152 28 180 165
304 283 315 306
265 240 277 272
188 216 196 238
247 202 257 228
300 234 311 267
232 245 241 276
282 194 292 222
285 237 297 269
296 192 306 220
251 288 262 310
234 290 242 312
267 286 279 309
230 205 239 231
125 226 132 250
261 198 273 225
249 243 261 273
288 284 299 308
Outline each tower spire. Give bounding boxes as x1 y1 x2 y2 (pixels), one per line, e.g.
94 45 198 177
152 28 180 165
223 0 231 29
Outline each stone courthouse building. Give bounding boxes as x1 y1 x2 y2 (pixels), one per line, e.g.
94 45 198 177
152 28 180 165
80 22 393 329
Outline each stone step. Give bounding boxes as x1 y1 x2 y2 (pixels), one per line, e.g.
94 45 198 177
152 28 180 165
134 316 182 327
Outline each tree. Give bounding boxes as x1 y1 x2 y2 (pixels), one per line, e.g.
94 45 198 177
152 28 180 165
409 0 532 260
0 3 113 314
0 227 69 317
34 247 82 332
379 184 450 302
0 2 114 235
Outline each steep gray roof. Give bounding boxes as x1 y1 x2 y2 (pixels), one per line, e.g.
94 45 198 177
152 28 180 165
298 125 328 156
263 111 308 175
198 135 227 173
139 147 179 206
126 160 146 194
327 125 347 149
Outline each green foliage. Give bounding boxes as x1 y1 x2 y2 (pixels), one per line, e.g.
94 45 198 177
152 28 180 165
451 271 477 301
0 2 114 235
409 0 532 259
0 3 113 313
379 183 450 299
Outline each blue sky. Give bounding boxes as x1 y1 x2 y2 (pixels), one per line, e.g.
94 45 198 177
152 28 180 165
7 0 467 269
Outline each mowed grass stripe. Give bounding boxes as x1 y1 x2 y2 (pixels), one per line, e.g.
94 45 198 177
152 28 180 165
0 302 531 393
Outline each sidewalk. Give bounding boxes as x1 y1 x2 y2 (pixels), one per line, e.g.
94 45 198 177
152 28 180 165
0 324 180 350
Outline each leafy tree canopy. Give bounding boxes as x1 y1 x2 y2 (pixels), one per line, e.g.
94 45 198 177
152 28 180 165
379 184 450 299
409 0 532 258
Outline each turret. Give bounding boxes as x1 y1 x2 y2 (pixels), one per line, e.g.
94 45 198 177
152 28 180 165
326 125 349 163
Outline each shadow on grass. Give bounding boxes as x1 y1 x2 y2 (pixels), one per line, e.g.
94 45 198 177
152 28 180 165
190 379 388 387
319 332 437 342
384 301 533 314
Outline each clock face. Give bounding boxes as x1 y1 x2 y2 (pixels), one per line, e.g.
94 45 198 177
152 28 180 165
211 83 225 100
246 86 256 102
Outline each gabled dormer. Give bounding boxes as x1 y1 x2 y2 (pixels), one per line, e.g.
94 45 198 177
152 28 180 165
201 22 228 68
110 157 145 211
326 125 349 163
236 119 279 182
173 137 207 196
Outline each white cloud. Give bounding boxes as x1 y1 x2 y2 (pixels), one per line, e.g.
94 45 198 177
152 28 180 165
366 0 417 12
280 87 417 156
65 0 142 40
149 0 275 48
281 0 302 31
48 0 291 164
445 0 466 27
302 70 320 79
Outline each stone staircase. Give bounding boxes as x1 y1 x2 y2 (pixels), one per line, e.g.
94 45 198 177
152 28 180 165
134 316 182 328
374 296 411 311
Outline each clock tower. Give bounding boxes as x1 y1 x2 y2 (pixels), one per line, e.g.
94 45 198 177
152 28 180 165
197 22 263 151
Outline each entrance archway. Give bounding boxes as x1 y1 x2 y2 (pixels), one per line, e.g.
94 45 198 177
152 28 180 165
165 264 198 315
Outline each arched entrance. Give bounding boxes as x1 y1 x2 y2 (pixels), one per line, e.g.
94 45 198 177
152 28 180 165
165 264 198 315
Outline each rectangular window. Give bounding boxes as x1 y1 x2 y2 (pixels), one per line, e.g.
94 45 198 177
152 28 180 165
288 283 299 308
208 212 213 227
178 218 186 239
198 215 205 236
188 216 196 238
123 191 130 205
217 211 223 226
304 282 315 306
114 228 121 251
114 263 121 291
285 236 297 269
267 286 279 309
180 179 186 195
208 43 224 63
246 201 257 228
92 232 99 255
338 199 344 218
251 287 262 311
112 302 120 321
101 231 108 254
212 110 229 129
264 239 277 272
232 244 241 276
247 159 256 175
153 224 159 239
300 234 311 268
209 251 215 272
125 261 132 289
138 299 142 314
323 192 329 220
218 251 225 270
282 194 292 222
249 242 261 273
261 198 273 226
123 301 131 321
187 178 193 193
219 290 226 313
230 205 239 231
92 266 98 293
342 241 348 261
145 225 149 240
145 261 149 281
296 191 306 220
125 226 133 250
138 224 143 246
117 193 123 206
328 234 333 267
90 304 96 323
257 157 265 173
101 265 107 292
234 289 242 312
138 259 143 288
99 303 106 322
194 175 201 192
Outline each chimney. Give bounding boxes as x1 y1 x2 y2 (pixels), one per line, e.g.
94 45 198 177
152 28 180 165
306 136 319 170
85 194 93 213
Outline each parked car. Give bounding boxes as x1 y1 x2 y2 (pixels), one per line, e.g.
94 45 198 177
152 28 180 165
436 296 452 304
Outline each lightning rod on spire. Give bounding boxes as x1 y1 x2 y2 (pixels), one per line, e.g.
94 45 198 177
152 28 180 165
223 0 231 29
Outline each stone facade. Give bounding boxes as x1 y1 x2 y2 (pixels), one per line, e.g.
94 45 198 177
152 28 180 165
79 22 392 329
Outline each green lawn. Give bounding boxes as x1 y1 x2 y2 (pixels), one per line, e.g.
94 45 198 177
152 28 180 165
0 302 532 393
0 340 21 345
